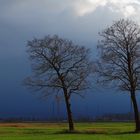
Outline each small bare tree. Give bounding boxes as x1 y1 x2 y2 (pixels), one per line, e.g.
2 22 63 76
24 35 93 131
97 19 140 132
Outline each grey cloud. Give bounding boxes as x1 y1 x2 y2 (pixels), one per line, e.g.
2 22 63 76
0 0 140 118
0 0 125 45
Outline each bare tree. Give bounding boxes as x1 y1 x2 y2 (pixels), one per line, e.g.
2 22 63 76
24 35 93 131
97 19 140 132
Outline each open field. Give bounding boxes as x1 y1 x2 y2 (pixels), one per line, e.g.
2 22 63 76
0 122 139 140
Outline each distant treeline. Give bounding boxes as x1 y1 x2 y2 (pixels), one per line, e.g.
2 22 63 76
0 112 136 122
95 112 134 122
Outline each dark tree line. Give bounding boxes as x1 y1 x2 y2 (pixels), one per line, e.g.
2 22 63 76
25 19 140 133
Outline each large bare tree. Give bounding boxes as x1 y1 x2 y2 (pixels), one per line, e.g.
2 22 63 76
97 19 140 132
24 35 93 131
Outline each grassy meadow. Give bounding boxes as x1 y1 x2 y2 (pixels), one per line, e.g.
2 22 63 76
0 122 139 140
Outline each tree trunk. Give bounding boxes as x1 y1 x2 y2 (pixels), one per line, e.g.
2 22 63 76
131 91 140 132
63 89 74 131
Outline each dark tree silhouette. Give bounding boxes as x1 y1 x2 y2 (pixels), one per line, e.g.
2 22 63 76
97 19 140 132
24 35 93 131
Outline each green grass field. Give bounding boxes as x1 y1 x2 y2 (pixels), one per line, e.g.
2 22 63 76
0 122 139 140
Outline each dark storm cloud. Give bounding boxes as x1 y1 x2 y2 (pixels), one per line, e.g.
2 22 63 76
0 0 140 118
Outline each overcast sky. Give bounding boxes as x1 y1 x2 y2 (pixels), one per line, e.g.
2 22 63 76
1 0 140 119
